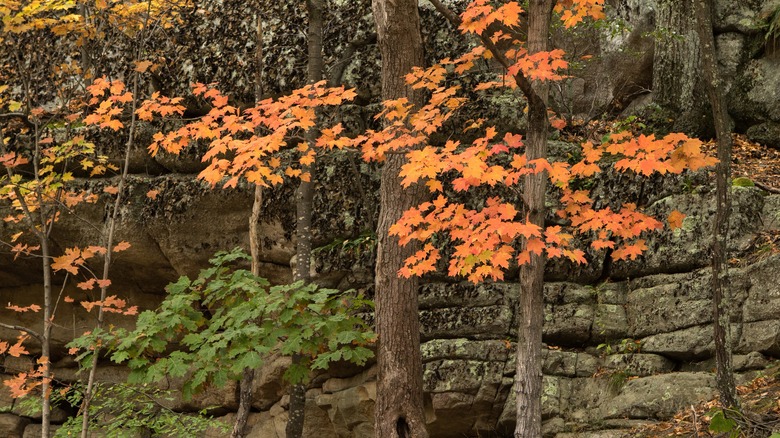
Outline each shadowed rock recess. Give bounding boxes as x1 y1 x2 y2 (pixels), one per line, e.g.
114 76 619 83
1 0 780 437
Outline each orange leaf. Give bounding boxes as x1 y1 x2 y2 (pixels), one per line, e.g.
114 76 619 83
8 337 28 357
52 249 82 275
113 241 131 253
96 279 111 288
77 279 96 290
134 60 153 73
526 237 545 255
667 210 686 230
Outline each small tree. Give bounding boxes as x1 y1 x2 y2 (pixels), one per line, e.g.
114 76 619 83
693 0 739 410
67 249 374 419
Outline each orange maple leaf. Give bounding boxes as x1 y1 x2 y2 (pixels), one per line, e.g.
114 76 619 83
113 241 131 253
52 249 83 275
667 210 686 230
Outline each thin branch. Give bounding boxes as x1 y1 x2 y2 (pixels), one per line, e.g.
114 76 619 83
0 112 34 128
328 33 377 86
755 181 780 194
426 0 547 118
0 323 43 344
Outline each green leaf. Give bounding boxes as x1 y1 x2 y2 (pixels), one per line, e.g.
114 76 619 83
708 409 737 434
111 351 129 363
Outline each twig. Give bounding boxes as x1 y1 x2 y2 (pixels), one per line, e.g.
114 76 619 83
755 181 780 194
691 404 700 437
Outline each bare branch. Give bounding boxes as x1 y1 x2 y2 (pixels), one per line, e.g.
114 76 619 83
755 181 780 194
328 33 377 86
0 322 43 344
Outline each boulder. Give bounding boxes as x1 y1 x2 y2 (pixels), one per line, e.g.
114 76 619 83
729 57 780 128
746 121 780 149
0 414 28 438
601 372 716 419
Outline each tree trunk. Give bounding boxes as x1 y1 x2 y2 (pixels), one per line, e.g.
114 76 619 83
693 0 739 410
653 0 710 136
80 51 144 438
40 237 52 438
286 1 324 436
371 0 429 437
514 2 553 437
231 16 268 438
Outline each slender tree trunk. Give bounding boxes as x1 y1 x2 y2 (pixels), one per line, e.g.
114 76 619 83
286 2 324 436
29 117 53 438
40 237 52 438
693 0 739 410
371 1 429 437
230 185 264 438
514 2 553 437
79 58 142 438
230 16 268 438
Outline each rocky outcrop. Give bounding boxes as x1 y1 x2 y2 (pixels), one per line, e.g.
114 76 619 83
5 208 778 437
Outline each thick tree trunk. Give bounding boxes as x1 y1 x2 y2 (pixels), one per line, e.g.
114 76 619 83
371 0 429 437
653 0 710 136
693 0 739 410
515 2 553 437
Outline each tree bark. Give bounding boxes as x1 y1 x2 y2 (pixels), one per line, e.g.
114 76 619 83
231 16 268 438
286 1 324 436
514 2 553 437
693 0 739 410
40 237 52 438
371 0 429 437
653 0 710 136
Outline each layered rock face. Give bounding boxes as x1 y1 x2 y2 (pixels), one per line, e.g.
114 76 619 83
1 0 780 437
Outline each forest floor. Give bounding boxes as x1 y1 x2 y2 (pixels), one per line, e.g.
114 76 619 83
724 134 780 192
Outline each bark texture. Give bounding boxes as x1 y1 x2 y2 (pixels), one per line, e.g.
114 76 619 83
287 1 324 436
693 0 739 410
515 3 553 437
231 16 267 438
653 0 709 136
371 0 429 437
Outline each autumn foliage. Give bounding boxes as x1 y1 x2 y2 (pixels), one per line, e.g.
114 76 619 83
0 1 721 434
131 0 719 286
351 0 717 283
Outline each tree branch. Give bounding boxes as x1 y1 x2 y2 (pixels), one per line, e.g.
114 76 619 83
755 181 780 194
328 33 377 87
0 323 43 344
426 0 547 120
